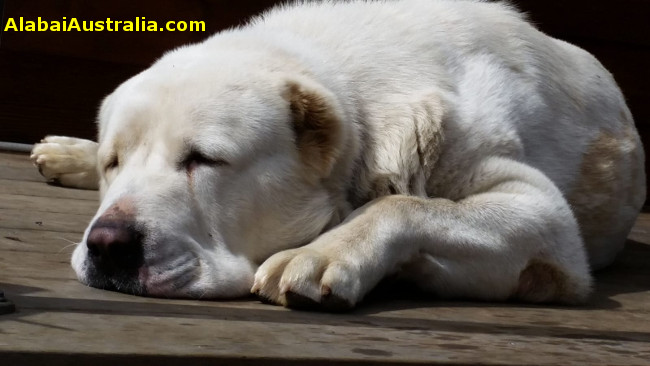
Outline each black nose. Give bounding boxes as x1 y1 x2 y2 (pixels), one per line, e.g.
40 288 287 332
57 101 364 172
86 220 144 271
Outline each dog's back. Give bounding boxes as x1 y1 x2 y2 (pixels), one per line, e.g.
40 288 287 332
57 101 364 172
245 0 645 268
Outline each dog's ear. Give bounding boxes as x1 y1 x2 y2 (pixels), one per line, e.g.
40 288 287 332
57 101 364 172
282 77 343 178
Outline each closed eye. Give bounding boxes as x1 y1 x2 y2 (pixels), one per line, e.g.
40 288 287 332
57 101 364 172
104 155 119 172
181 150 228 171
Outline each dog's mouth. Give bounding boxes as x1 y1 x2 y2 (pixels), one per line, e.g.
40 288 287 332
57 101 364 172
82 264 147 296
72 219 257 299
76 215 207 298
80 252 203 298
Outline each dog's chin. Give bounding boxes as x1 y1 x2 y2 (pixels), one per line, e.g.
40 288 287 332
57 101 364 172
77 266 147 297
74 265 189 299
74 260 255 300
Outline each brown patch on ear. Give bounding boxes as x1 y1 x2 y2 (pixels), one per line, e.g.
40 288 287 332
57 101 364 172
284 80 343 178
513 259 572 304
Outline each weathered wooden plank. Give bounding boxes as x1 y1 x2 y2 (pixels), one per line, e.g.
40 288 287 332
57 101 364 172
0 208 91 233
2 264 649 330
1 294 649 365
0 251 74 280
0 178 98 200
0 193 98 215
3 262 650 365
0 165 47 182
0 152 48 182
0 151 36 167
0 228 82 254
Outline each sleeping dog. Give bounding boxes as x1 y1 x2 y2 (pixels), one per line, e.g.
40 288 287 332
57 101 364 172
31 0 645 310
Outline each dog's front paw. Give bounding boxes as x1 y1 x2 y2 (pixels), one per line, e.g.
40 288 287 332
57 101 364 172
30 136 99 189
252 247 363 311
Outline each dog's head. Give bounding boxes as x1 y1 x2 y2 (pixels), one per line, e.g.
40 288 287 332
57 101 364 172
72 45 354 298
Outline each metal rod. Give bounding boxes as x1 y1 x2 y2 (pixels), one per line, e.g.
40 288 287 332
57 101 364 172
0 141 34 153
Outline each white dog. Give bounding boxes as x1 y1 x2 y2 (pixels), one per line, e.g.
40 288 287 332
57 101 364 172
31 0 645 310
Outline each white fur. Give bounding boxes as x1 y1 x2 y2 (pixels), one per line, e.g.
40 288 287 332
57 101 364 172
32 0 644 309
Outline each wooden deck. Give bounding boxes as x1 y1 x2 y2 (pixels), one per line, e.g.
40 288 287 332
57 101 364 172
1 150 649 365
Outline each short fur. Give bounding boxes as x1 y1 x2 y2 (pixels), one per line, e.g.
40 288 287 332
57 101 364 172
32 0 644 310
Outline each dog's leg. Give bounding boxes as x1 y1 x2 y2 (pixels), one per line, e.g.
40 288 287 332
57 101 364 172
30 136 99 190
253 156 593 311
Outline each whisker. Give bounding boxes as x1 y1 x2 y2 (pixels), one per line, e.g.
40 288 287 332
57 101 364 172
56 236 78 245
57 241 80 254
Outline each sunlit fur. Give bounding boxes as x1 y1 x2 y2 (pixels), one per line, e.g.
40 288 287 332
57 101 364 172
32 0 644 308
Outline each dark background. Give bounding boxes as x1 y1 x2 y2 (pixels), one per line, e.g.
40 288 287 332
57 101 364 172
1 0 649 184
